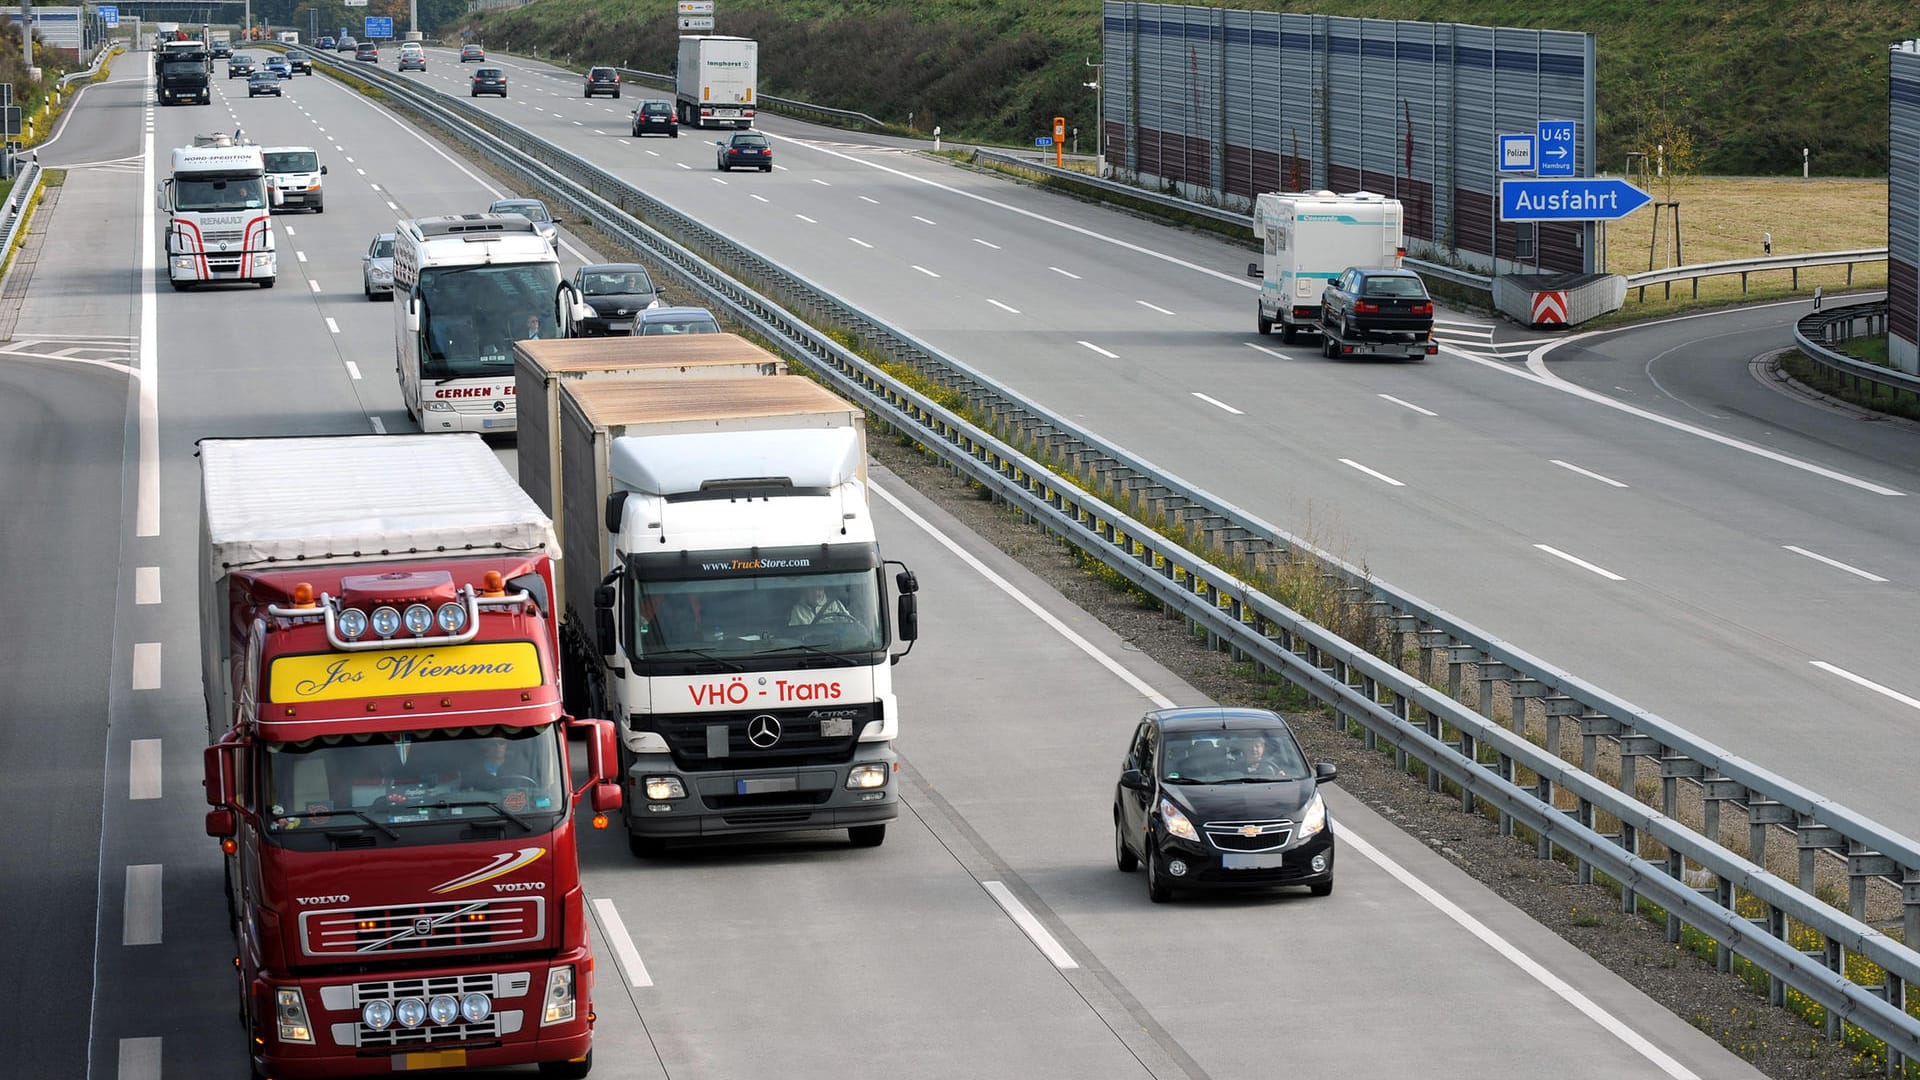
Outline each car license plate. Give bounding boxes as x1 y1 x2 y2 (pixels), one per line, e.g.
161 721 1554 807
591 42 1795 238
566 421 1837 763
608 321 631 332
1222 852 1284 870
736 776 797 795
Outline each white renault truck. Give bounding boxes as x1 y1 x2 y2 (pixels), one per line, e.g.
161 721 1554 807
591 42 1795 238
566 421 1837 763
519 368 919 855
160 140 277 289
1248 190 1405 343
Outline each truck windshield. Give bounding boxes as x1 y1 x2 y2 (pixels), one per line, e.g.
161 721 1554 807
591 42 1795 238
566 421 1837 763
628 569 884 661
416 263 562 380
262 724 566 833
173 176 267 212
161 59 208 72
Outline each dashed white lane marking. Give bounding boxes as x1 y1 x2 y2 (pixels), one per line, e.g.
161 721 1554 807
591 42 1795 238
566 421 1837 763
1191 392 1243 415
282 225 296 237
386 201 399 211
356 167 366 175
132 643 162 690
370 416 387 434
1244 342 1289 360
118 1038 162 1080
123 865 163 945
1340 458 1405 487
848 237 873 248
1378 394 1436 417
1535 544 1625 581
859 195 879 204
370 183 382 192
986 299 1020 314
1551 459 1628 488
1049 266 1080 279
972 238 1000 249
308 280 321 293
589 898 653 986
130 740 162 801
810 177 830 186
346 361 363 381
750 193 769 203
134 566 161 605
297 251 308 264
1077 340 1117 359
982 881 1077 969
675 162 690 170
325 317 340 334
711 177 729 185
1811 661 1920 708
1783 546 1887 582
1136 300 1175 315
913 215 937 225
911 265 940 278
795 213 816 224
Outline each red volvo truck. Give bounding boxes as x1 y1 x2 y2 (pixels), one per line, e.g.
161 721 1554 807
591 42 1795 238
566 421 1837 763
198 434 622 1078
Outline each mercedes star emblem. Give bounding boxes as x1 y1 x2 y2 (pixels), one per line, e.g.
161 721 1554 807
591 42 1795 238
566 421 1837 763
746 714 782 749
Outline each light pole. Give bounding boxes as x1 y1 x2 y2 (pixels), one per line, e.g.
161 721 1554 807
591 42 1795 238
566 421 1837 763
1084 57 1103 175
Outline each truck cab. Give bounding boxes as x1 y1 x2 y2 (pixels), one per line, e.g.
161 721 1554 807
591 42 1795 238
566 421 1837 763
159 142 278 289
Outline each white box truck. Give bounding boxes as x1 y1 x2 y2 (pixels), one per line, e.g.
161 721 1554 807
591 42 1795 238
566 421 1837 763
525 373 919 856
676 35 757 129
1248 190 1406 343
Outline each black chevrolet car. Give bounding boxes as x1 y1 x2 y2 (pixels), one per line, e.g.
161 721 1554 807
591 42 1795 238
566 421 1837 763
1115 707 1336 902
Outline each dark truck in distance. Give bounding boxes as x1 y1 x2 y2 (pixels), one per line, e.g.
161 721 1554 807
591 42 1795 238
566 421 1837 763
1316 266 1438 361
158 41 212 105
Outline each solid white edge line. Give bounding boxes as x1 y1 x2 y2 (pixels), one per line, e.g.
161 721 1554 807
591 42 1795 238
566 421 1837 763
1550 459 1630 488
129 739 163 801
869 481 1175 709
981 881 1078 969
1337 829 1703 1080
131 642 162 690
123 864 163 945
1077 340 1117 359
1782 545 1887 582
1378 393 1437 417
1191 392 1243 415
877 475 1703 1078
137 122 159 537
588 897 653 987
1534 544 1626 581
1339 458 1405 487
118 1038 162 1080
134 566 161 605
1810 661 1920 709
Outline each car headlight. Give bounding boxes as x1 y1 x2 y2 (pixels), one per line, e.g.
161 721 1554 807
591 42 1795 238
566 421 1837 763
274 987 315 1044
1158 798 1198 842
644 776 685 801
1295 791 1328 842
845 764 888 790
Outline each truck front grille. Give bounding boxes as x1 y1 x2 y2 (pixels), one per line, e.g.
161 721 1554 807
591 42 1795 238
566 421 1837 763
300 898 545 957
650 702 877 769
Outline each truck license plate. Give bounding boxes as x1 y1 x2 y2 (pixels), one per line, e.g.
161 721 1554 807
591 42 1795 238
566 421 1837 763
1222 852 1284 870
736 776 797 795
400 1049 467 1070
819 717 853 737
482 419 495 428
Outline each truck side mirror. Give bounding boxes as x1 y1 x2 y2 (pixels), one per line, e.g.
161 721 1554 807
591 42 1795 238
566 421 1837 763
895 592 918 642
202 741 238 809
604 490 629 533
594 584 617 657
269 188 283 207
205 808 237 837
1247 262 1261 279
404 297 421 332
157 179 173 212
591 782 623 813
894 568 918 595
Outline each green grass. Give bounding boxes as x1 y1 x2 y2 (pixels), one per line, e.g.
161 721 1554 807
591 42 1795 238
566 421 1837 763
461 0 1920 175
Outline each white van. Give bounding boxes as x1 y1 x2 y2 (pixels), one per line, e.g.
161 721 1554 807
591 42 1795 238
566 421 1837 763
262 146 327 213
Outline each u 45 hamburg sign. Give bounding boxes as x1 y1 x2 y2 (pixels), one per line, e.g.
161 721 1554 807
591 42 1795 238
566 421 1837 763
1500 178 1652 222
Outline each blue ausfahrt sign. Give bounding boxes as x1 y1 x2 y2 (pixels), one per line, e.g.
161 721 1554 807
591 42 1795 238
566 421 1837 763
1500 178 1651 222
1536 120 1576 178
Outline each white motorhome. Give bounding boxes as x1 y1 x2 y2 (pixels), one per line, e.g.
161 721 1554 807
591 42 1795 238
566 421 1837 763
675 36 757 129
159 142 277 289
391 214 588 432
1249 190 1405 342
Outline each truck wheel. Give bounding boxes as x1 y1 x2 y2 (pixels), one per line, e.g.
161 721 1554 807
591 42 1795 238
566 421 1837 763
1256 305 1272 336
538 1050 593 1078
259 277 275 289
848 824 886 848
170 279 191 292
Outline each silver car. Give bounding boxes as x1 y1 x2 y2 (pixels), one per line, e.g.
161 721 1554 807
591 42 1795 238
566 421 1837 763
633 306 721 335
486 198 558 250
362 232 395 299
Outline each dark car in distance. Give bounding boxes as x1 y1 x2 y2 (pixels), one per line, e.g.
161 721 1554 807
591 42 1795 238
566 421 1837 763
317 36 336 50
630 99 677 138
354 43 379 62
226 53 256 78
336 37 357 53
716 131 772 171
584 65 621 98
1115 707 1337 903
460 44 485 62
286 53 312 75
470 67 508 97
571 263 662 335
1318 266 1437 359
247 70 284 97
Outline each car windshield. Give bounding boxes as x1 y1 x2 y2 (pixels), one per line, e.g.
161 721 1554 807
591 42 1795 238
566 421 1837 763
640 315 719 335
263 151 317 172
1363 276 1428 298
262 725 568 834
1161 730 1308 783
174 176 267 212
416 262 564 379
496 203 549 222
582 270 649 295
372 237 394 258
626 569 885 661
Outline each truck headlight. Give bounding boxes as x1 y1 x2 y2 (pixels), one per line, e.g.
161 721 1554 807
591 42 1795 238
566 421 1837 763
460 993 492 1023
362 999 394 1030
274 987 315 1044
172 257 193 271
1295 792 1328 842
1158 798 1199 842
394 996 427 1029
845 764 888 790
541 965 577 1025
643 776 685 801
428 994 460 1026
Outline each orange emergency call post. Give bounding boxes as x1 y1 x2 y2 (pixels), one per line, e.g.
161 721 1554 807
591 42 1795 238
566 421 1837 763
1054 116 1066 167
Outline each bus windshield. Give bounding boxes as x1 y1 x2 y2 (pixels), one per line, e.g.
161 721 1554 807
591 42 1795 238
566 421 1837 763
174 176 267 212
416 263 562 380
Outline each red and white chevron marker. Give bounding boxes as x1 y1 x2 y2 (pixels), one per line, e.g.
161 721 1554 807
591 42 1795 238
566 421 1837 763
1531 290 1568 327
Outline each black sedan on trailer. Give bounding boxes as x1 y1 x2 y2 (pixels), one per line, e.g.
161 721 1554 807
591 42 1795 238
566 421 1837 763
1115 707 1337 902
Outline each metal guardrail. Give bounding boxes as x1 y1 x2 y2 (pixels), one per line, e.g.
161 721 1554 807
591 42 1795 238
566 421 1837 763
610 66 887 131
1627 249 1889 300
313 50 1920 1062
0 160 44 273
58 46 113 90
1793 300 1920 401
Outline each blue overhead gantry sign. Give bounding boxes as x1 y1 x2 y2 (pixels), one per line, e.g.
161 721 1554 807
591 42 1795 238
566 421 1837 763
364 16 393 39
1499 178 1651 222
